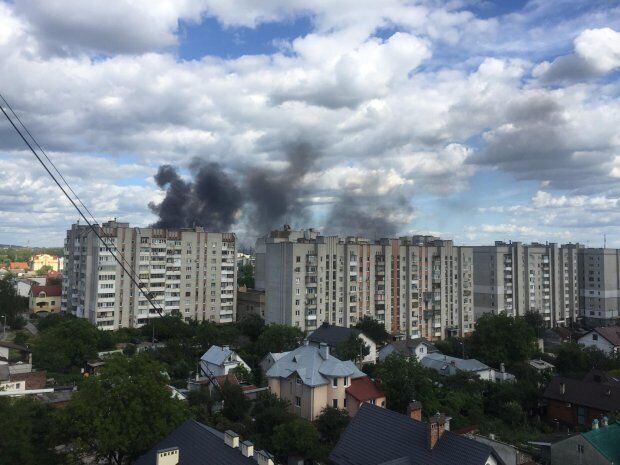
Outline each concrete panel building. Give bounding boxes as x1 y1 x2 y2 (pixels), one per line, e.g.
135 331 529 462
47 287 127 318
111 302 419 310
256 228 474 340
579 248 620 327
62 220 237 330
473 242 579 326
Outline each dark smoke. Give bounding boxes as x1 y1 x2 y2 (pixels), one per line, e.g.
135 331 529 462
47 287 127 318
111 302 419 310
246 141 317 233
149 161 243 231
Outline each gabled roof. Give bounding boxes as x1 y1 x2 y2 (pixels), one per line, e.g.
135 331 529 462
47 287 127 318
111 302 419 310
346 377 385 402
201 345 236 367
585 327 620 347
329 403 503 465
581 423 620 463
307 322 363 347
544 376 620 412
0 341 31 352
421 353 490 375
9 262 28 270
31 285 62 297
387 338 438 356
266 344 365 387
133 420 259 465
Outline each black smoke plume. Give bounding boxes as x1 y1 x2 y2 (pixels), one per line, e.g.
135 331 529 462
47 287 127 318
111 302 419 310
149 160 243 231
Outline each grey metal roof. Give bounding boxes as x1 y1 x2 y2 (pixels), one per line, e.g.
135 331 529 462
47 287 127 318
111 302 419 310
307 322 361 347
421 353 490 375
201 345 234 367
266 344 365 387
133 420 258 465
329 403 505 465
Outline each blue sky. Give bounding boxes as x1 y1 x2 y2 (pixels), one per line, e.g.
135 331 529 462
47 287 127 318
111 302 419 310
0 0 619 246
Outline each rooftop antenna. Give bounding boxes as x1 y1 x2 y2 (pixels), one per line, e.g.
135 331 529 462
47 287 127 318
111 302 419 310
604 234 607 249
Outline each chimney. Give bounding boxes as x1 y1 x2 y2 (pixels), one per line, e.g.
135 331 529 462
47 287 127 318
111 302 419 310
255 450 275 465
407 401 423 421
240 440 254 458
427 413 446 450
592 419 599 430
224 430 239 448
500 363 505 373
156 448 179 465
319 342 330 359
602 416 609 427
560 382 566 395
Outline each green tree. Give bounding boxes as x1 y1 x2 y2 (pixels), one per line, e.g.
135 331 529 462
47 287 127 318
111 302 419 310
256 324 304 356
250 392 295 450
237 263 255 288
336 333 370 363
221 379 250 423
187 386 216 424
523 311 546 338
35 265 53 276
468 314 537 368
376 353 438 414
0 397 64 465
355 316 389 345
32 317 101 373
0 275 28 328
316 406 350 445
272 418 322 461
62 354 187 465
237 313 264 342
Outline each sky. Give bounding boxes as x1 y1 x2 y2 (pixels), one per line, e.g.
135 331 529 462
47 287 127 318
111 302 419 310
0 0 619 247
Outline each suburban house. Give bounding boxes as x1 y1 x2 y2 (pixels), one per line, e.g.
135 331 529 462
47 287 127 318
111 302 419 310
543 371 620 429
551 421 620 465
0 341 48 396
134 420 277 465
306 322 376 363
344 376 386 416
8 261 29 272
421 353 515 382
378 337 438 362
259 352 289 374
29 284 62 313
31 253 60 272
200 345 250 377
266 343 384 421
528 359 555 373
578 327 620 355
329 403 505 465
188 372 265 400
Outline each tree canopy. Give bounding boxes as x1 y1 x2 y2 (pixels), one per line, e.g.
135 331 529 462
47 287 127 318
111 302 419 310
336 333 370 363
355 315 390 345
0 275 28 328
256 324 304 356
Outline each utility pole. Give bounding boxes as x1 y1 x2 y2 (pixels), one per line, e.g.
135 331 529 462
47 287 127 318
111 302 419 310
2 314 6 339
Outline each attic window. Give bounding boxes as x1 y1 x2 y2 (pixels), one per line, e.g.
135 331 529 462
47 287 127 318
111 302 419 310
593 334 598 341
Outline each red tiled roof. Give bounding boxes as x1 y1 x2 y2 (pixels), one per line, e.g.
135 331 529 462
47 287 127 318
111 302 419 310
47 270 60 278
214 373 239 387
31 285 62 297
9 262 29 270
346 376 385 402
11 370 47 390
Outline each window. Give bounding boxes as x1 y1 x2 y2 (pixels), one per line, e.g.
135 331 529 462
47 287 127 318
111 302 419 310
343 376 349 386
296 377 302 385
332 399 338 408
295 396 301 407
577 444 584 454
332 377 338 387
344 398 348 408
593 333 598 341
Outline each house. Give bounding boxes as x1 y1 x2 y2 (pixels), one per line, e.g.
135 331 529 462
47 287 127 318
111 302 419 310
578 327 620 355
467 434 534 465
378 337 438 362
551 421 620 465
329 403 505 465
306 322 376 364
529 359 555 373
200 345 250 378
29 284 62 313
189 372 262 398
421 353 515 382
134 420 276 465
266 343 383 421
543 371 620 429
344 376 386 416
237 285 266 320
31 254 60 272
0 341 32 369
8 261 29 272
259 352 289 374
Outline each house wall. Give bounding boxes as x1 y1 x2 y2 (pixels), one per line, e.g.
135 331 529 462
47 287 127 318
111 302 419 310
551 434 611 465
29 295 61 313
578 332 616 355
345 394 387 417
546 399 606 429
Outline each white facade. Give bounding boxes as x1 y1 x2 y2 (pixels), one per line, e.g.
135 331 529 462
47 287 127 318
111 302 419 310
578 331 618 355
200 345 250 377
62 220 237 330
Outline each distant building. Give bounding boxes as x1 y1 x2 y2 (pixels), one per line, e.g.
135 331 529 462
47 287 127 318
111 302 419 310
8 261 29 272
543 371 620 429
237 285 265 320
551 421 620 465
134 420 276 465
420 353 515 383
29 285 62 314
579 248 620 327
200 345 250 378
236 252 254 268
528 359 555 373
473 242 579 326
256 227 474 340
62 220 237 330
378 337 438 362
266 343 382 420
259 351 288 375
306 322 376 363
578 327 620 355
31 254 60 272
329 403 504 465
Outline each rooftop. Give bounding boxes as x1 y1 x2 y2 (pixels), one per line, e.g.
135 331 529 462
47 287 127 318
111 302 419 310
266 344 365 387
329 403 503 465
201 345 237 367
589 327 620 347
31 284 62 297
543 375 620 412
346 376 385 402
421 353 490 375
582 423 620 463
307 322 363 347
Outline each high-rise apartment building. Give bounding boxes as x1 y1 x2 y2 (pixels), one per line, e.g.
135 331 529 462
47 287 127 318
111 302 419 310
62 220 237 330
473 242 579 326
255 228 474 340
579 248 620 327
